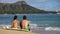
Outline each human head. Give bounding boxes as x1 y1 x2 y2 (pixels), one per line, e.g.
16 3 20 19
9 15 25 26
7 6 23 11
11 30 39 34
23 15 27 20
13 15 17 20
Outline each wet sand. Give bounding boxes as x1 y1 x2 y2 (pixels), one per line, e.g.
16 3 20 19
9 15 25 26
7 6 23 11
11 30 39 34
0 29 35 34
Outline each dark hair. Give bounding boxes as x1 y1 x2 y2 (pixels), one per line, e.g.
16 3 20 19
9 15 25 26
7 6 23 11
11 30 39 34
23 15 27 19
13 15 17 20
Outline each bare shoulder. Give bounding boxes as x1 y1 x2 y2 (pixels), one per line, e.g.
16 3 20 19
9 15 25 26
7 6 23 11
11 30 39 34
25 20 29 22
12 20 14 22
22 20 30 23
15 20 18 21
26 20 30 23
16 20 19 22
12 20 19 23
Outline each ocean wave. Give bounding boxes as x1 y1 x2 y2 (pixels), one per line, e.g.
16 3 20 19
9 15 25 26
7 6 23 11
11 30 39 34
45 27 60 31
30 24 38 28
0 24 38 28
0 24 11 29
0 24 60 31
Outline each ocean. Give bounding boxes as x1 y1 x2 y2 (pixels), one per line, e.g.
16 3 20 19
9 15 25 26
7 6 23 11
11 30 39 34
0 14 60 34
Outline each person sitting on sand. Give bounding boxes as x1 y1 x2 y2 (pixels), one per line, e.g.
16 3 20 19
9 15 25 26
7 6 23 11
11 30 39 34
20 15 31 31
11 15 19 29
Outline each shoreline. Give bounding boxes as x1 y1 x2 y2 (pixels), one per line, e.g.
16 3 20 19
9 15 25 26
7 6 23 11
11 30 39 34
0 28 35 34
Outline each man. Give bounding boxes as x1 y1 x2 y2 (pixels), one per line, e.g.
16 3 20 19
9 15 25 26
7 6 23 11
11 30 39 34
20 15 31 31
11 15 19 29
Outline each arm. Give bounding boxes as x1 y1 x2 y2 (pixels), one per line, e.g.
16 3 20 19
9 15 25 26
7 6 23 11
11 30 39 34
28 21 30 25
11 21 14 28
18 21 19 26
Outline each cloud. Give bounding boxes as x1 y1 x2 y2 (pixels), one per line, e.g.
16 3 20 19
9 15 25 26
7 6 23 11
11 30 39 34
25 0 60 11
26 0 49 3
1 0 22 3
34 0 48 3
30 0 60 3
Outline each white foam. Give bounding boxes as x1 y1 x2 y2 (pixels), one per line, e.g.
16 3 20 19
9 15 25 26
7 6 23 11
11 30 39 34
0 24 11 29
0 24 38 28
45 27 60 31
30 24 38 28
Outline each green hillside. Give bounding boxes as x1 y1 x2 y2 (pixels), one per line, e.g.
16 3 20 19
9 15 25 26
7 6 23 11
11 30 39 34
0 1 56 14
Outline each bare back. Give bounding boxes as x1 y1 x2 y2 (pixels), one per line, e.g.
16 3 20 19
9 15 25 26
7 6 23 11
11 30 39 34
12 20 19 28
22 20 30 29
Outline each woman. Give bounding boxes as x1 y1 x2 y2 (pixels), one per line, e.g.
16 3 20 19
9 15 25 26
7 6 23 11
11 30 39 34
11 15 19 29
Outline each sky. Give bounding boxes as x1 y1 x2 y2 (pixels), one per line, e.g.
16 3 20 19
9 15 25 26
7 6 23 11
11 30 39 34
0 0 60 11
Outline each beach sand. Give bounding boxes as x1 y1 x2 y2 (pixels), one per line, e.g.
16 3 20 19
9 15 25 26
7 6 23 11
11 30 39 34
0 29 35 34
